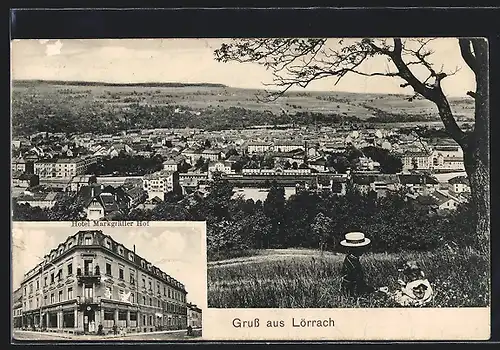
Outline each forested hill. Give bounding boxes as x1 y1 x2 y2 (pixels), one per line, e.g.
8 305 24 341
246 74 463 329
11 80 474 136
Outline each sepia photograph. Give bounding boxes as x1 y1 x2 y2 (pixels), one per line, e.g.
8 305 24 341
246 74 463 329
10 35 490 339
11 221 206 341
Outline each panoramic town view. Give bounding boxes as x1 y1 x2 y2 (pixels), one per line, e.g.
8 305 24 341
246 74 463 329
11 38 489 317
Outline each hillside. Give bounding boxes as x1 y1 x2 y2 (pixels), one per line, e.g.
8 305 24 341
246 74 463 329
11 80 475 136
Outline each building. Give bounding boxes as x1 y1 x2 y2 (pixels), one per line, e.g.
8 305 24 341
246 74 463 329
68 175 98 193
246 141 273 154
34 157 98 180
162 160 179 172
273 140 304 153
13 287 23 329
398 174 440 194
78 184 131 220
12 173 39 188
16 191 65 209
201 149 222 161
19 230 188 335
448 175 471 194
186 303 202 328
12 157 34 174
142 170 180 201
402 151 432 171
207 161 234 177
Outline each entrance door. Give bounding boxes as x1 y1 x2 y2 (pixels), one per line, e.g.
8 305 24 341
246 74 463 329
83 309 95 333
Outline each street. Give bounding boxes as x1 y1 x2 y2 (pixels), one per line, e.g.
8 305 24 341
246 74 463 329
13 329 202 341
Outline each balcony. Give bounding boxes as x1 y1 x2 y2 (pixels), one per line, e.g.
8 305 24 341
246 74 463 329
77 296 101 311
76 270 101 286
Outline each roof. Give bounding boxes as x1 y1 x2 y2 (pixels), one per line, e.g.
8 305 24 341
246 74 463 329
77 184 130 212
448 175 469 185
399 174 439 185
163 159 178 165
274 140 304 146
143 170 176 180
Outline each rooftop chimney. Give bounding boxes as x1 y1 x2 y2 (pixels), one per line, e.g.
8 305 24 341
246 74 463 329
133 245 136 253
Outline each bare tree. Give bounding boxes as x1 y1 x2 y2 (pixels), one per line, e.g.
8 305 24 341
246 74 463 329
215 38 489 242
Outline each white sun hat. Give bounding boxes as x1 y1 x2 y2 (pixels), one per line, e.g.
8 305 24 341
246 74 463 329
340 232 371 247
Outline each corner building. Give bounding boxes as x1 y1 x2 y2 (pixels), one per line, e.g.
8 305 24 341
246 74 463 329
20 230 188 335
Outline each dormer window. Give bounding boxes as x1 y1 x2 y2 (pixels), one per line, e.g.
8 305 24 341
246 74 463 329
105 238 112 249
141 260 145 268
67 240 73 249
128 252 134 261
84 236 92 245
118 246 124 256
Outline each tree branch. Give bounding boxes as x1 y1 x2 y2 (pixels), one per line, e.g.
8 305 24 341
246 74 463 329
458 38 478 74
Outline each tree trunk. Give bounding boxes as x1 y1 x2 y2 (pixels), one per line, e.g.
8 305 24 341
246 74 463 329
464 148 490 246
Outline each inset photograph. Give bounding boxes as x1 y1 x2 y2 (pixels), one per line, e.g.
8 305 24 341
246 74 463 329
11 221 206 342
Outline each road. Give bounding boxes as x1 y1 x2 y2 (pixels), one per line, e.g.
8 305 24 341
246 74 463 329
13 330 202 342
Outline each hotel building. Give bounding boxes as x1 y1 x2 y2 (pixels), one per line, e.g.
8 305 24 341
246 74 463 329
19 230 188 335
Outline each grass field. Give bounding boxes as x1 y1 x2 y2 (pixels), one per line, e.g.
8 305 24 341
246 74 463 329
207 248 489 308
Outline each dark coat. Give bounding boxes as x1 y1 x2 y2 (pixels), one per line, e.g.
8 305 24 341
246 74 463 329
341 254 375 297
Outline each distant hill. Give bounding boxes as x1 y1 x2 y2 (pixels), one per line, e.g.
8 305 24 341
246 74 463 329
10 79 475 136
12 79 228 89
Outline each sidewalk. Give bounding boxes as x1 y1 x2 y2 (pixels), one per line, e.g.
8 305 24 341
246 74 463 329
15 328 198 340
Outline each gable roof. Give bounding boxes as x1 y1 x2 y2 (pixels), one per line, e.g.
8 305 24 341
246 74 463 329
448 175 469 185
399 174 439 185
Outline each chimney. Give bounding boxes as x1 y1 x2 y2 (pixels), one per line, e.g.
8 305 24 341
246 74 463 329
133 245 136 253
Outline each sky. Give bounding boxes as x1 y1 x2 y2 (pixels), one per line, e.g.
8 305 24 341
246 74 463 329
10 38 476 97
11 221 207 308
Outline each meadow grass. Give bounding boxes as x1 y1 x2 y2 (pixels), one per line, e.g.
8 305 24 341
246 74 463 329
207 248 490 308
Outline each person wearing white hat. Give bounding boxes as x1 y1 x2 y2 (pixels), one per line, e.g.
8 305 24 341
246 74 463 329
340 232 376 297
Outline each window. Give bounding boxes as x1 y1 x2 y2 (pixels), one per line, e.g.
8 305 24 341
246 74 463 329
29 283 33 293
68 287 73 300
142 278 146 287
50 273 54 284
119 268 124 280
24 287 26 295
149 281 152 290
158 299 161 307
36 280 39 290
143 296 146 305
143 315 146 325
67 263 73 275
44 295 47 305
149 297 152 306
58 290 63 302
58 269 63 281
84 236 92 245
131 293 134 304
50 294 55 304
119 289 124 300
106 263 112 276
36 297 39 307
164 286 166 296
168 289 171 298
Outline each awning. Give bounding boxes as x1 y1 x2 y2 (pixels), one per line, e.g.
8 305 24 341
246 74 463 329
155 312 163 318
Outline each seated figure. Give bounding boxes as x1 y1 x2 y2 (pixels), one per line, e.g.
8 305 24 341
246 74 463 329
379 260 434 307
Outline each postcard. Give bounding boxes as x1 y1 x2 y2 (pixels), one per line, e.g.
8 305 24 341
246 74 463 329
11 36 491 341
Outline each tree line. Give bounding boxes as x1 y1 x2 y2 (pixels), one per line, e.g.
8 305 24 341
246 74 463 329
13 177 478 261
